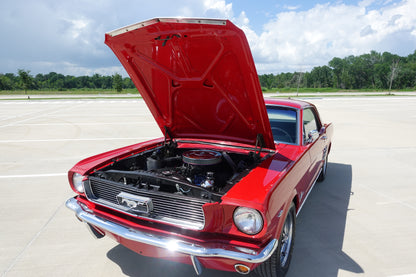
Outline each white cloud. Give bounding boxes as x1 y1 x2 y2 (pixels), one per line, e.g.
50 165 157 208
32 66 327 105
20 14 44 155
284 5 301 11
203 0 233 18
246 0 416 73
1 0 415 76
64 18 89 39
0 0 205 76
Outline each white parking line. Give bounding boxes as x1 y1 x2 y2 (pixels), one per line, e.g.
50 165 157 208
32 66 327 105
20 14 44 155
0 102 86 128
0 137 157 143
358 183 416 211
12 121 156 126
1 201 66 276
0 100 140 105
49 113 150 117
0 173 67 179
0 105 67 123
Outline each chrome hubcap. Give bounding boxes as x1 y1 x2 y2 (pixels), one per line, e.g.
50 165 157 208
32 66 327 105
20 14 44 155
279 212 293 267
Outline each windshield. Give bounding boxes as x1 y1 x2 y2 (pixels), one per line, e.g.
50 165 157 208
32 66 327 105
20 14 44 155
267 106 298 145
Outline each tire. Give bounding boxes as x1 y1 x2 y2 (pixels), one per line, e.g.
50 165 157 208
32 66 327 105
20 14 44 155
317 154 328 182
255 203 296 277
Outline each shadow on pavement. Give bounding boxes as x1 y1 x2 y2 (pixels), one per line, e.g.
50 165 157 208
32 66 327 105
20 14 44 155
287 162 363 276
107 162 362 276
107 244 236 277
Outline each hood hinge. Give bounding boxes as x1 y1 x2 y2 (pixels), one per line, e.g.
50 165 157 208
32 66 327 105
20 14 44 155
254 134 265 157
163 126 177 153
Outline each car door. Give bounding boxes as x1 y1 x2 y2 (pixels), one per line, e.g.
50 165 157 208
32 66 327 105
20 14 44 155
302 107 326 191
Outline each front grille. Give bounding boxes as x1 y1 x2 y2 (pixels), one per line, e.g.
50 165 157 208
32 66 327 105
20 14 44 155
86 176 208 230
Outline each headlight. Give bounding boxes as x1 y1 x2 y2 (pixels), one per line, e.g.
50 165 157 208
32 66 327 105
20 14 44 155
233 207 263 235
72 173 85 193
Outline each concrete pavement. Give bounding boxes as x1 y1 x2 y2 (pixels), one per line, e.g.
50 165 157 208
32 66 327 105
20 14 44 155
0 97 415 277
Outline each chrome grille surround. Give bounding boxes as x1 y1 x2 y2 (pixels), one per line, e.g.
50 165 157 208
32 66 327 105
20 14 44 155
84 176 208 230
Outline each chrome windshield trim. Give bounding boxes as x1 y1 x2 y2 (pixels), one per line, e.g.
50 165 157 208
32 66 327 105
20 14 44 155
66 197 278 264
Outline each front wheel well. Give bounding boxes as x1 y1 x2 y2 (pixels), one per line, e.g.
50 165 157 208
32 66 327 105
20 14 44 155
292 195 299 215
256 202 296 277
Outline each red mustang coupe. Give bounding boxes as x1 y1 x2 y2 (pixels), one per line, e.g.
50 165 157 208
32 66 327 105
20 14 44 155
66 18 333 277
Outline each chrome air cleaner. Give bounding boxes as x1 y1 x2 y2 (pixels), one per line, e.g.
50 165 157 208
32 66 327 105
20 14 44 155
182 150 222 166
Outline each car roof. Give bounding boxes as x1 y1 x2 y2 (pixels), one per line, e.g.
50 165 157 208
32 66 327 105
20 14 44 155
264 98 314 109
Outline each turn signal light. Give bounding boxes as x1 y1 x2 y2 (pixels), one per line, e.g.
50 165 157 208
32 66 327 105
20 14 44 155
235 264 250 275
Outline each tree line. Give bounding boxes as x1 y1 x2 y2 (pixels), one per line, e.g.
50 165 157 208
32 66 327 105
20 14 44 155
0 71 135 92
1 50 415 93
259 50 416 91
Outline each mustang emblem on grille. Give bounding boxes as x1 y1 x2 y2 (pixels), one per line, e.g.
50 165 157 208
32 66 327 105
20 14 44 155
116 192 153 214
121 198 138 208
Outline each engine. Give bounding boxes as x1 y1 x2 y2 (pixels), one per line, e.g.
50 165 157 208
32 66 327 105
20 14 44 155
91 144 263 201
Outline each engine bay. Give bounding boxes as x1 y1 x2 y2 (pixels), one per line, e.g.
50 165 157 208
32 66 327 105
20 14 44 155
91 143 266 201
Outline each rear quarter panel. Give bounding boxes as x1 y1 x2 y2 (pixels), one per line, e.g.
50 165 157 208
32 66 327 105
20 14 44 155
325 122 334 150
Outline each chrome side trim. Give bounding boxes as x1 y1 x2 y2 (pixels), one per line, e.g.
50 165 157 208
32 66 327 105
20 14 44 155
296 168 321 217
191 255 203 275
66 197 278 264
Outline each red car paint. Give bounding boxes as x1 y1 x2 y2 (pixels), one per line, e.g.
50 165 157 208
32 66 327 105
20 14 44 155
66 18 333 275
105 18 275 149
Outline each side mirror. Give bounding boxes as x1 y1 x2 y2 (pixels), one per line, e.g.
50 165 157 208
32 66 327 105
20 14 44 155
319 126 326 135
307 130 319 144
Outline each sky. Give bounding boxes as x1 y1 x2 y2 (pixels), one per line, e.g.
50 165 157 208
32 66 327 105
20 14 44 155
1 0 416 76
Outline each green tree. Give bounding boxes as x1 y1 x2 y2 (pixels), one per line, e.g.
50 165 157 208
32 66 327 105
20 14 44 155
328 57 344 88
17 69 34 93
309 66 333 88
123 77 135 89
259 73 276 89
374 63 389 89
0 74 14 90
363 51 382 88
112 73 123 92
92 73 102 89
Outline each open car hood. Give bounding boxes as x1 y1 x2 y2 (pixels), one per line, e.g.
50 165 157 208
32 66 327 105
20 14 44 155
105 18 274 149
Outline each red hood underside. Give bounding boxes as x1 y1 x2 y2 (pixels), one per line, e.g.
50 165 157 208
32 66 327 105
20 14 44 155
105 18 274 149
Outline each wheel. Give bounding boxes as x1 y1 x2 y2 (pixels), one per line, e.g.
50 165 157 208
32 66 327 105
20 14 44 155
271 127 293 143
317 154 328 182
255 203 296 277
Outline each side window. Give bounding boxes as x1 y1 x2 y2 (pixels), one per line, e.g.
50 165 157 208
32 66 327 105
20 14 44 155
303 108 320 144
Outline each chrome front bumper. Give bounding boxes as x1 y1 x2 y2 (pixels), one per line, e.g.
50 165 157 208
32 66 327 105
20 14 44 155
66 197 278 275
